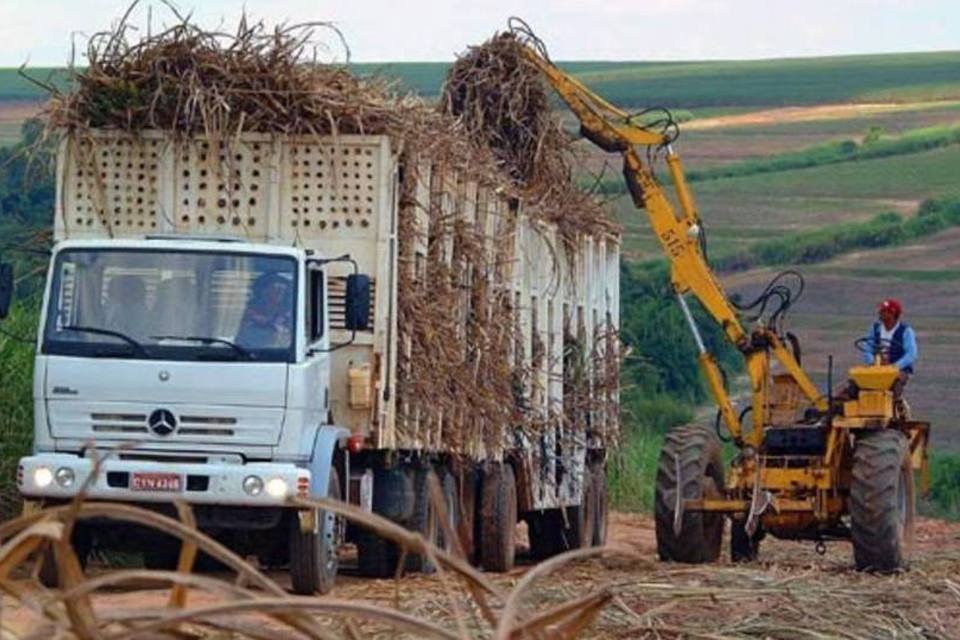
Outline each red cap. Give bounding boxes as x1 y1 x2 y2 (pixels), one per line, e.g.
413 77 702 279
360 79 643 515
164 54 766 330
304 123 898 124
878 298 902 318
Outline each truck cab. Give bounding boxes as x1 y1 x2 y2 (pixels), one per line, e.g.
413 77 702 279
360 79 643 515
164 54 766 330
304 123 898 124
8 236 364 594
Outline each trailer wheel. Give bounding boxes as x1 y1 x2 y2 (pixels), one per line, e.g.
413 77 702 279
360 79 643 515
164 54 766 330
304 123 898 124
851 429 914 572
356 527 401 578
38 525 92 588
289 468 341 594
730 518 761 562
407 466 442 574
590 465 609 547
654 424 725 563
437 469 461 554
479 462 517 572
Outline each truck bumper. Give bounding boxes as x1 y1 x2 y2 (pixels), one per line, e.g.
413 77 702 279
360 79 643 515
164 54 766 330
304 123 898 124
17 453 310 507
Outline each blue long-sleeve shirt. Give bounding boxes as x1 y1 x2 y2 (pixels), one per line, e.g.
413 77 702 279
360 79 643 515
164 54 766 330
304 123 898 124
861 322 917 371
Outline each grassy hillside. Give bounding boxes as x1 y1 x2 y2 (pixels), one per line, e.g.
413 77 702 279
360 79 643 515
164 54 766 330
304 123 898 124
4 50 960 106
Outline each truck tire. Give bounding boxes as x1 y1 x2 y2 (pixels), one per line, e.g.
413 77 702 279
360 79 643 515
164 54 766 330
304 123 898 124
590 465 609 547
437 469 461 554
479 462 517 572
39 525 92 588
290 469 341 594
406 466 442 574
851 429 914 572
527 510 564 560
654 424 725 563
356 527 401 578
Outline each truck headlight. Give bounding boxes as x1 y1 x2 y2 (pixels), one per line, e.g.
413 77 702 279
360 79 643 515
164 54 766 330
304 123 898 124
265 477 288 499
242 475 264 496
55 467 76 488
34 467 53 489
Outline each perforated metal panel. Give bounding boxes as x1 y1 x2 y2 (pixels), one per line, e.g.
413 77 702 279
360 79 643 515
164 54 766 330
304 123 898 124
281 141 380 236
173 139 271 237
61 135 163 235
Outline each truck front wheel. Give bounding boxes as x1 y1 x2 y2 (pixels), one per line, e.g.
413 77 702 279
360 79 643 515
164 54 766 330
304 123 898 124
289 468 342 594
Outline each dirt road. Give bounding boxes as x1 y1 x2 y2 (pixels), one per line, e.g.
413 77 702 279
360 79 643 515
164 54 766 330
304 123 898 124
3 511 959 638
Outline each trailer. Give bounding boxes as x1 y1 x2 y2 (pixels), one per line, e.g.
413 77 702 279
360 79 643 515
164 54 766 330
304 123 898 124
9 128 619 590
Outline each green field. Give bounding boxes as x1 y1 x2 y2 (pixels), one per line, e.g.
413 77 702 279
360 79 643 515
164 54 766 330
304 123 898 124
3 49 960 106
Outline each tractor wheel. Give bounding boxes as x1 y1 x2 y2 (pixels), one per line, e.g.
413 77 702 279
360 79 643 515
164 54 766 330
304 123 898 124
730 518 761 563
654 424 725 563
478 462 517 572
289 469 342 594
851 429 914 572
590 464 609 546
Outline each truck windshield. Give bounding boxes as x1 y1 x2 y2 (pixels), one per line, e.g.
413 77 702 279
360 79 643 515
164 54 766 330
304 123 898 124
43 249 297 362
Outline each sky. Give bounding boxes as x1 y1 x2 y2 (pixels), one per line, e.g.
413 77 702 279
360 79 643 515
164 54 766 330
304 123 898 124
0 0 957 66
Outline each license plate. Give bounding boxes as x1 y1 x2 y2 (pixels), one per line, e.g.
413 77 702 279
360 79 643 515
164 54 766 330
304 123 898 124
131 472 182 492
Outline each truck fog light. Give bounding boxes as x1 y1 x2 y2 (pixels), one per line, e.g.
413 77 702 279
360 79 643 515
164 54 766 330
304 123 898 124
55 467 76 488
242 475 264 496
34 467 53 489
265 477 288 499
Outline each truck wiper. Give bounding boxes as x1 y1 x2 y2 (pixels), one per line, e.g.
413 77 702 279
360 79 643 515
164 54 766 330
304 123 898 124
151 335 255 361
61 325 150 358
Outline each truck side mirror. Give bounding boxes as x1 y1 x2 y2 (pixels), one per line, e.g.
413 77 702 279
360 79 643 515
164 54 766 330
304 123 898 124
0 263 13 320
344 273 370 332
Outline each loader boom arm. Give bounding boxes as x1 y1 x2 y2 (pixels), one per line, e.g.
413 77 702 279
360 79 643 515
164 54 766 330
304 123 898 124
512 27 828 443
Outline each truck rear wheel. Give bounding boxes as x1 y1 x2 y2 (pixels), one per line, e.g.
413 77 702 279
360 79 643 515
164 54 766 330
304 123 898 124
479 462 517 572
406 466 442 574
851 429 914 572
654 424 724 563
289 469 341 594
590 465 609 546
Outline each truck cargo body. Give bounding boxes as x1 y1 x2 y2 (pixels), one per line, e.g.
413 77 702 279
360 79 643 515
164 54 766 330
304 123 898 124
15 129 619 583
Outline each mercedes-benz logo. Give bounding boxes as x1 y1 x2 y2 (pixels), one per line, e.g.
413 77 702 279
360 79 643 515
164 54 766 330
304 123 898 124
158 370 170 382
148 409 177 436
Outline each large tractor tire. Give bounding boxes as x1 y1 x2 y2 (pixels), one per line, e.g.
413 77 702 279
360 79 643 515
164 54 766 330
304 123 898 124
654 424 725 563
851 429 915 572
478 462 517 572
289 469 342 594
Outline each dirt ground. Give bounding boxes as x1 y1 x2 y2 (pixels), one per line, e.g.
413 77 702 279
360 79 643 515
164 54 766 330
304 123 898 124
683 101 960 131
3 512 959 639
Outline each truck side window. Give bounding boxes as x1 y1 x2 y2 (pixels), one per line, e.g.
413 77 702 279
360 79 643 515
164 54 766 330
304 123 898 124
308 269 324 342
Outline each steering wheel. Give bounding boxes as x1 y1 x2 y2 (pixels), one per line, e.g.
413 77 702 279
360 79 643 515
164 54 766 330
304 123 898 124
854 336 893 357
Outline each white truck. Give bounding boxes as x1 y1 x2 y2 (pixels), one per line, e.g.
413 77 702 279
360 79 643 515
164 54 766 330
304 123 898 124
3 129 620 592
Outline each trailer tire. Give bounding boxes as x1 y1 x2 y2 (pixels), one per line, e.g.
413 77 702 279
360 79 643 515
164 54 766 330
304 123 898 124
479 462 516 572
143 537 182 570
407 466 442 574
851 429 914 572
438 469 461 554
590 465 609 547
289 469 341 594
654 424 725 563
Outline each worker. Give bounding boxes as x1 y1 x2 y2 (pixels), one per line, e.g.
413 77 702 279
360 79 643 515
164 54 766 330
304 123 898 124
836 298 917 405
236 273 293 348
864 298 916 395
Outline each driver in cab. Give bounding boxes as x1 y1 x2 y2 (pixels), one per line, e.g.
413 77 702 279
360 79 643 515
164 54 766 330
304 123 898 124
237 273 293 349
